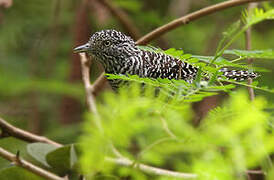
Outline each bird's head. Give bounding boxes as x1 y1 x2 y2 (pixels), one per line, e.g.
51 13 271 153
74 30 137 65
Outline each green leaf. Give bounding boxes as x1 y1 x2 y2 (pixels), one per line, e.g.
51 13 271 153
27 143 58 168
216 20 241 53
137 45 163 53
243 8 274 27
0 167 43 180
45 144 79 176
193 66 202 84
164 48 184 58
224 49 274 59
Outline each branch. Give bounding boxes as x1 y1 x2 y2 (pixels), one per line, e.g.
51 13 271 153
246 169 265 175
105 157 197 179
98 0 141 40
0 117 62 147
136 0 269 45
245 3 258 101
0 147 65 180
79 53 98 114
91 73 108 97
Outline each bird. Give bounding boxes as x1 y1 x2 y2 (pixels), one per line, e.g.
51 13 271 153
74 29 258 90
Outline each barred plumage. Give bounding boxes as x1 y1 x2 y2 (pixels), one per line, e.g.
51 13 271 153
74 29 258 89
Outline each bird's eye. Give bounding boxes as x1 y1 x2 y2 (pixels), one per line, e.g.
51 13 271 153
104 40 111 46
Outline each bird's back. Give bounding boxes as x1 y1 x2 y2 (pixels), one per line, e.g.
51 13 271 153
137 49 198 82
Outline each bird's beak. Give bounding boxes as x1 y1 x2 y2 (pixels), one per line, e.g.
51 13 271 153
73 43 90 53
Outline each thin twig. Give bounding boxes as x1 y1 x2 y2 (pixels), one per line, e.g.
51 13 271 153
136 0 268 45
246 169 265 175
137 137 174 160
105 157 197 179
0 117 62 147
110 143 124 158
245 3 258 101
0 147 65 180
98 0 141 40
160 116 177 138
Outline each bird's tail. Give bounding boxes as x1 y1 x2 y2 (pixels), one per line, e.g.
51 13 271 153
219 68 259 81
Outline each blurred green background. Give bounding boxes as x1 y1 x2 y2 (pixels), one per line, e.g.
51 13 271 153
0 0 273 144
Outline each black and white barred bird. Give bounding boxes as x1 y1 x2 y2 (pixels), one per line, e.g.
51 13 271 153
74 29 257 89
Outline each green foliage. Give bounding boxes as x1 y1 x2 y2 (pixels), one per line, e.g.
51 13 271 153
46 144 79 176
216 20 241 54
107 74 236 102
80 86 274 179
242 8 274 26
79 85 194 176
211 8 274 64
